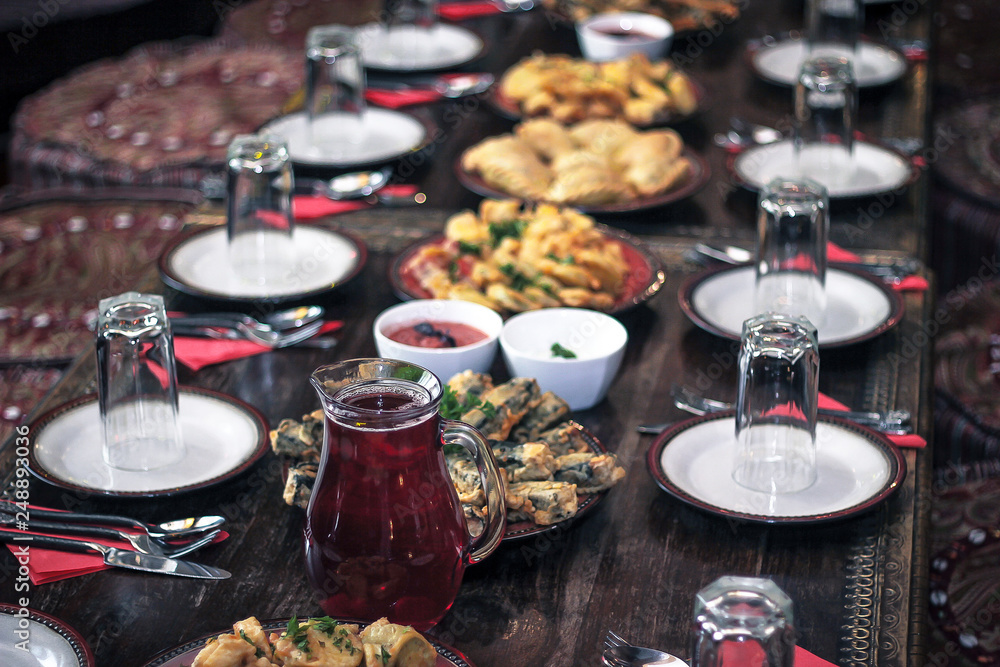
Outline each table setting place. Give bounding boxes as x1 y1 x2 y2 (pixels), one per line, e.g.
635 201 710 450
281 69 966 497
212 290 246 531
0 1 935 666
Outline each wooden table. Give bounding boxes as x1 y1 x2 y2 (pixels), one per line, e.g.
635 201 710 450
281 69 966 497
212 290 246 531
0 2 933 665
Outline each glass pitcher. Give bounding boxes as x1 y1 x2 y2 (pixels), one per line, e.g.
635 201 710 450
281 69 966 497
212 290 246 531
304 358 506 630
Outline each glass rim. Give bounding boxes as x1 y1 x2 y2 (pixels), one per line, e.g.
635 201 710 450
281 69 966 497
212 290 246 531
310 358 443 419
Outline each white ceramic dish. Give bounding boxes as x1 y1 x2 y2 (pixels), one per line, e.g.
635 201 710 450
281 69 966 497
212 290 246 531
500 308 628 411
0 605 94 666
751 39 906 87
576 11 674 62
261 109 430 169
28 388 268 497
679 265 903 347
158 225 365 303
355 22 485 72
373 299 503 382
646 413 906 523
731 139 915 199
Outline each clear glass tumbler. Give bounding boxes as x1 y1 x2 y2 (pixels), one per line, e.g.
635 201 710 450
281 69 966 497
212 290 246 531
691 576 796 667
794 55 857 190
96 292 184 471
733 314 820 495
226 133 295 288
804 0 864 62
305 24 366 155
754 177 829 328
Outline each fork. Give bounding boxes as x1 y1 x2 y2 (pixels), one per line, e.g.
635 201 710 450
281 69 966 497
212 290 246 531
641 384 913 435
0 513 221 558
172 318 323 348
603 630 685 666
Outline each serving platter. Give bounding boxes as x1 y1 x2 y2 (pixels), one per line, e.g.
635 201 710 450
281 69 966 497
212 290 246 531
730 139 917 199
158 225 366 303
0 604 95 667
141 617 476 667
454 148 711 214
27 387 268 498
390 224 666 315
678 264 904 348
487 77 706 128
749 38 907 87
646 412 906 524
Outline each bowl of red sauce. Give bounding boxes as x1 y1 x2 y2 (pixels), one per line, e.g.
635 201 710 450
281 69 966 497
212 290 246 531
576 12 674 62
374 299 503 382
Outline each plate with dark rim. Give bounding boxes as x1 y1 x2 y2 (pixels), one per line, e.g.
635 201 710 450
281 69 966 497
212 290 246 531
728 139 918 200
390 225 666 316
454 148 711 214
141 617 476 667
260 109 436 170
0 604 95 667
678 264 904 348
158 225 367 304
747 37 906 88
355 22 486 73
646 412 906 524
27 386 269 498
487 75 707 128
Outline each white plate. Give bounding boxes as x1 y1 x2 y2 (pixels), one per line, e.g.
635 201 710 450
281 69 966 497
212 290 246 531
262 109 430 168
679 265 903 347
158 225 365 302
751 39 906 87
356 22 485 72
646 414 906 523
0 605 94 666
732 139 915 199
28 388 268 497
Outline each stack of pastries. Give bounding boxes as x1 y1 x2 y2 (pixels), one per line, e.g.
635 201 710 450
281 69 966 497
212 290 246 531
461 117 691 207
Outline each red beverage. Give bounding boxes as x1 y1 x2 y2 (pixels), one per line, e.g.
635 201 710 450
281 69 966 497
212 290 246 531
304 380 468 630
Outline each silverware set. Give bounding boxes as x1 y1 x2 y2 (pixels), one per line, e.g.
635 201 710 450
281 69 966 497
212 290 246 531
636 384 913 435
170 305 338 349
0 500 229 579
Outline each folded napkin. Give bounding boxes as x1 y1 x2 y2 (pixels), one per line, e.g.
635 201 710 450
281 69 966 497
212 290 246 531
174 321 343 371
293 185 421 220
366 87 444 109
3 528 228 585
827 242 929 292
438 1 503 20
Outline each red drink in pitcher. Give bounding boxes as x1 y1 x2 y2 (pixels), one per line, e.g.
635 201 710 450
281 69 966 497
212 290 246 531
305 361 506 631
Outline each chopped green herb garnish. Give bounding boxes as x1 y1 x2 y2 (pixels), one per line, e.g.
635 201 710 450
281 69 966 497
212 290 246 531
440 386 496 455
380 646 392 664
551 342 577 359
499 263 533 291
488 219 527 247
448 259 460 281
457 240 482 255
239 629 265 659
313 617 339 635
545 253 574 265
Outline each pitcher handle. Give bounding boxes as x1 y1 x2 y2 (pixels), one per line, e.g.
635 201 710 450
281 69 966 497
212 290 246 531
442 419 506 564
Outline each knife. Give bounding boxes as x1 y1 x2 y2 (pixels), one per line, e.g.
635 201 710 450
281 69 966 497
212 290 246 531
0 530 231 580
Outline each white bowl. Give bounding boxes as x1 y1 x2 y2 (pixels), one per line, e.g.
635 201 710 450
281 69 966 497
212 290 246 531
373 299 503 383
500 308 628 411
576 12 674 62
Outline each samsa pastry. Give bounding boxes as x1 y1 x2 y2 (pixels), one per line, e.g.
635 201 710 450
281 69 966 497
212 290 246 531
514 117 576 160
460 135 551 200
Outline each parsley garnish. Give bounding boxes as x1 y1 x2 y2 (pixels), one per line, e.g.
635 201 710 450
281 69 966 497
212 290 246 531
312 617 339 635
488 219 527 247
440 386 496 455
448 259 460 281
457 240 482 255
551 342 577 359
239 630 265 659
380 646 392 664
499 263 533 291
545 252 574 265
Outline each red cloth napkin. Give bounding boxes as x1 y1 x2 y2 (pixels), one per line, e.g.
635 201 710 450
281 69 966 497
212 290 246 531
293 185 421 220
720 642 837 666
438 1 503 20
174 321 343 371
366 87 443 108
3 528 229 584
828 242 930 292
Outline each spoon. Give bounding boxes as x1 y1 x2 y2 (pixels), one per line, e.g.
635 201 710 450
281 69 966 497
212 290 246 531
602 644 687 667
260 305 325 331
170 306 324 334
297 166 392 201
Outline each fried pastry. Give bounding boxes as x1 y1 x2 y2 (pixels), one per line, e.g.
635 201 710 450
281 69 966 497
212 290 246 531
506 480 579 525
515 118 576 160
554 452 627 493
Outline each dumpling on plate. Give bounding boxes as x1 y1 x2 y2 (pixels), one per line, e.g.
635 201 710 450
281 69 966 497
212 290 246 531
515 117 576 160
360 618 437 667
